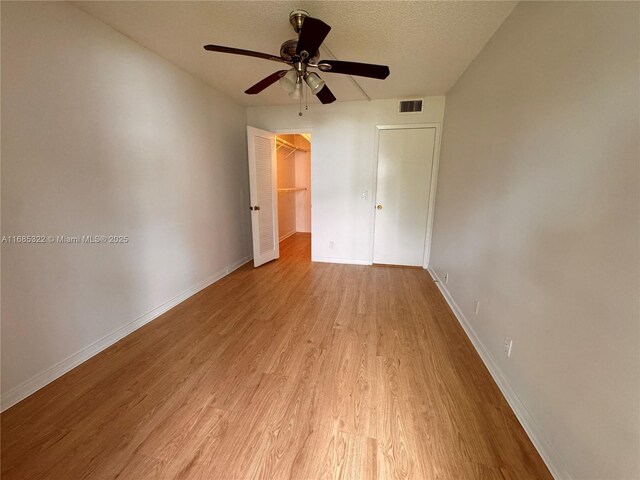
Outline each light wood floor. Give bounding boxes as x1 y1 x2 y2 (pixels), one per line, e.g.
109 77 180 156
1 233 551 480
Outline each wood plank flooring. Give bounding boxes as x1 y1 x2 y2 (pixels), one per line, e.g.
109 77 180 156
1 233 552 479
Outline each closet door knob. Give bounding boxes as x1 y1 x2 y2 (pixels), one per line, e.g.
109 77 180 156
376 204 383 210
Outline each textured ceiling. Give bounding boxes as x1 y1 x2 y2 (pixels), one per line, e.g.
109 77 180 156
74 1 517 107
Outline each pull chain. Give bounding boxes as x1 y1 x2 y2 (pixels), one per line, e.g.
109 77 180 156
299 77 303 117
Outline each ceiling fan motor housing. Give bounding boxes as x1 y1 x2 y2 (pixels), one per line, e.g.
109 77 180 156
280 39 319 64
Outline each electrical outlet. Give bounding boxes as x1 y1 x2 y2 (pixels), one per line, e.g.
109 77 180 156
504 338 513 357
361 190 368 200
329 241 334 249
444 273 449 284
474 299 480 315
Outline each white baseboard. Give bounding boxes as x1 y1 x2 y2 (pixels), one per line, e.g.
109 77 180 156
427 268 570 480
312 256 372 266
279 230 296 242
1 254 253 412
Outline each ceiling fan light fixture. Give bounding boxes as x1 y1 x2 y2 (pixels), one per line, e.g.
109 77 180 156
304 72 325 95
279 69 298 94
289 79 303 99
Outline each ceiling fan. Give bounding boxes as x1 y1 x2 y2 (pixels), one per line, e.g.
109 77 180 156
203 10 390 106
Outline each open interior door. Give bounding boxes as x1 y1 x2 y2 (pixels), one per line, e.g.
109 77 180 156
247 126 279 267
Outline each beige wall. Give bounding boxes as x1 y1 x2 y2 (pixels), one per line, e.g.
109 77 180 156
1 2 251 409
294 137 311 234
276 135 297 240
430 2 639 479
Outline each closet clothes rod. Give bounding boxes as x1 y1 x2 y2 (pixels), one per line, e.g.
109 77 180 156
277 187 308 193
276 137 310 153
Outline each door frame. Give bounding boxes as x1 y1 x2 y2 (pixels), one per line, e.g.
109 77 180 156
273 127 314 250
369 123 442 268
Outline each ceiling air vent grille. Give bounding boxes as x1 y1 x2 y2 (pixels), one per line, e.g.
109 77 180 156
398 99 424 114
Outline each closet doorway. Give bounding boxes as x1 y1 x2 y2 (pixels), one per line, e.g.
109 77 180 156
276 133 311 253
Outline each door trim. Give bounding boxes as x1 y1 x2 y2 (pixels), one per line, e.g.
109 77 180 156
273 128 313 253
369 123 442 268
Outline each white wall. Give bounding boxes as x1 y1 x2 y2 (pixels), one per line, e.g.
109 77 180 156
430 2 639 479
248 98 445 264
1 2 252 409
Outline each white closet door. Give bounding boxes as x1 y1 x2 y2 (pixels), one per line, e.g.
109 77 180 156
373 127 436 266
247 126 279 267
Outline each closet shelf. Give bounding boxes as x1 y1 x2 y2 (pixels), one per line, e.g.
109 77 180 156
276 137 310 153
277 187 308 193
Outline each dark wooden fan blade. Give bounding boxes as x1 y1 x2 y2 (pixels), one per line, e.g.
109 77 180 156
316 85 336 104
317 60 390 79
204 44 285 63
296 17 331 59
245 70 288 95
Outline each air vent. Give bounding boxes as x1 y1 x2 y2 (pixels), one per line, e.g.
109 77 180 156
398 98 424 114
